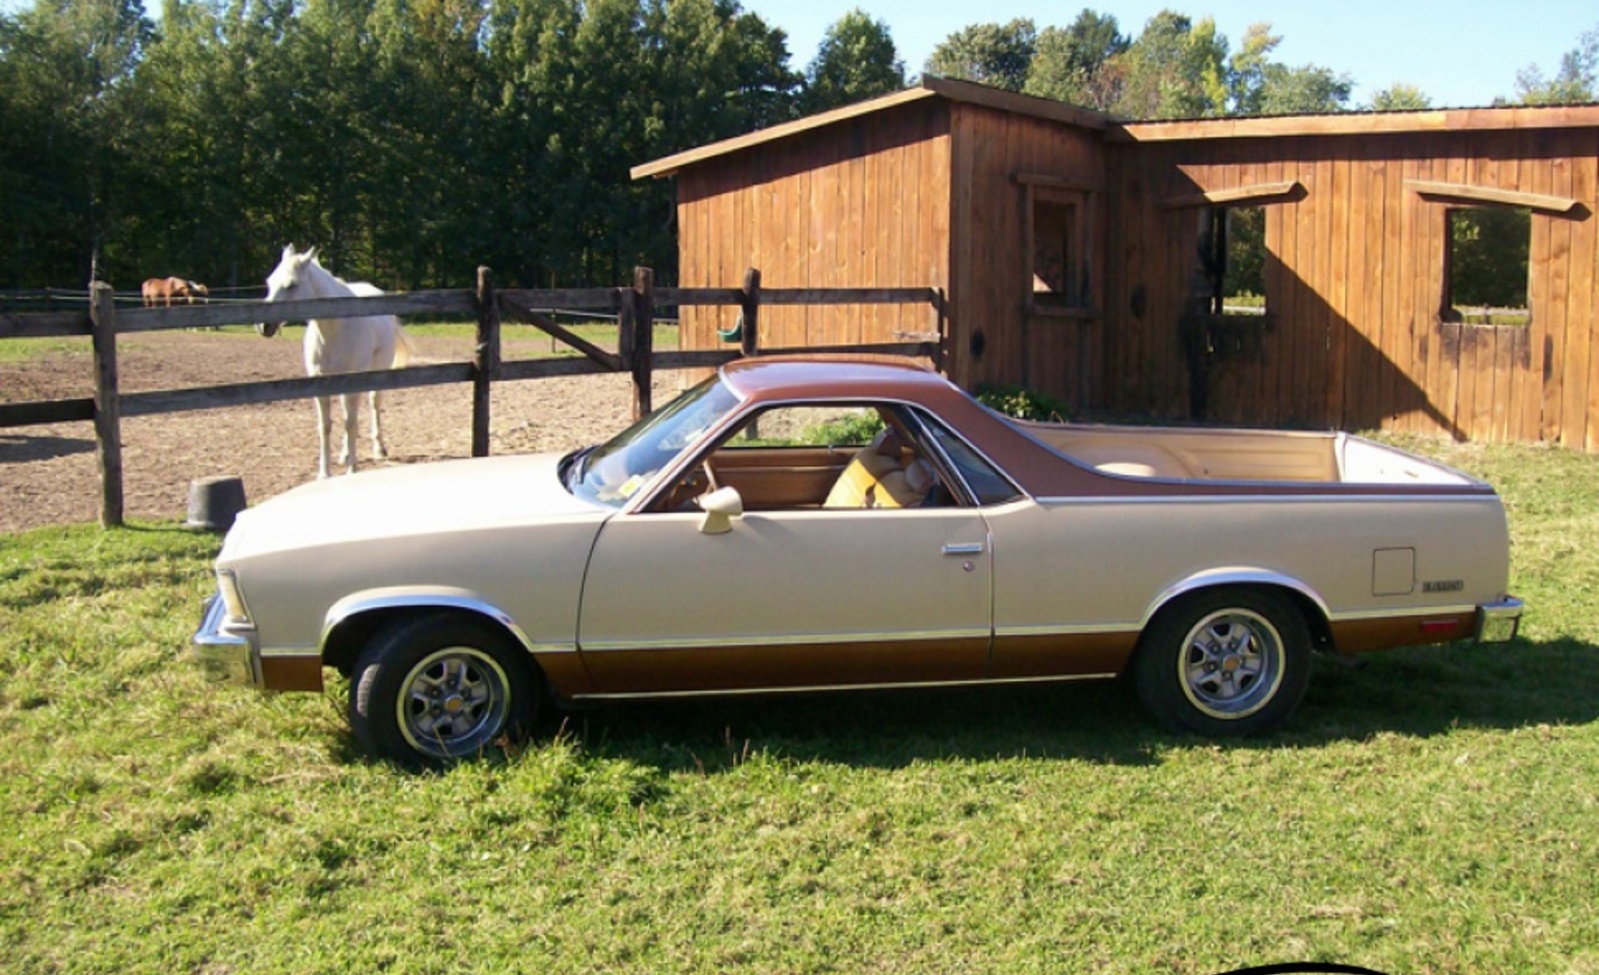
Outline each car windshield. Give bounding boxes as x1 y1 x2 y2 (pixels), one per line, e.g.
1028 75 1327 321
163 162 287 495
566 375 742 507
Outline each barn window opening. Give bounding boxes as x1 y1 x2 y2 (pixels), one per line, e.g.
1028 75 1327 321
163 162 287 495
1443 206 1531 326
1199 205 1267 317
1029 188 1091 315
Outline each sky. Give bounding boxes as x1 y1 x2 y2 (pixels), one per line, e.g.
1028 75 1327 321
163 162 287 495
1 0 1592 109
743 0 1599 109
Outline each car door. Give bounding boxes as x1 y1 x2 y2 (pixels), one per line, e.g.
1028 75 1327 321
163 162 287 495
576 504 994 695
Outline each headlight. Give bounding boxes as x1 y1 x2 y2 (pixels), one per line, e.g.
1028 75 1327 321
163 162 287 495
217 569 251 624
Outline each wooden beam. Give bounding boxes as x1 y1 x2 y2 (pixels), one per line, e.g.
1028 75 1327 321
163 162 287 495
1116 103 1599 142
1406 179 1583 215
1163 180 1304 210
1013 173 1101 193
498 298 623 371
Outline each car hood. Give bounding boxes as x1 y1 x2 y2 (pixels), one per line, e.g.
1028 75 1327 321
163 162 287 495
219 451 607 562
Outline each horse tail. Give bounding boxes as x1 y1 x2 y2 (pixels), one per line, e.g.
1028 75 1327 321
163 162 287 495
391 322 414 369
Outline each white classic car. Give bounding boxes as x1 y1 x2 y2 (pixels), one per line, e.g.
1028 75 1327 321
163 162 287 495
194 357 1522 763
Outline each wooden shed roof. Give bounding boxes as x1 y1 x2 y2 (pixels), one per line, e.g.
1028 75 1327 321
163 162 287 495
630 76 1117 180
1117 102 1599 142
632 78 1599 181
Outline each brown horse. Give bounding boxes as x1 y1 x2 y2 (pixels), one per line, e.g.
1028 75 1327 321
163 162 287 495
141 276 209 307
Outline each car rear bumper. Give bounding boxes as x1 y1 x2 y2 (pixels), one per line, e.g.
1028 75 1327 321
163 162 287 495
1476 596 1523 643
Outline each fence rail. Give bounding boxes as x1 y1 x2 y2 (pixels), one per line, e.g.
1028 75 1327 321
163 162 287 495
0 267 945 527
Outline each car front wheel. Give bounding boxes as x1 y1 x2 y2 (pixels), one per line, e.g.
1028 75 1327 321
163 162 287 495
1131 589 1311 737
349 614 539 764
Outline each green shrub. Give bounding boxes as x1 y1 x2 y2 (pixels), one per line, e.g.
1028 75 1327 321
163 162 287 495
975 385 1073 422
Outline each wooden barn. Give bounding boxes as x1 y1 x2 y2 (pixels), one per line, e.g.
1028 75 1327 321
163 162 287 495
632 76 1599 452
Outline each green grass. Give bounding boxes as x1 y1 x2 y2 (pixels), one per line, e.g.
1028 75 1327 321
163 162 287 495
2 439 1597 973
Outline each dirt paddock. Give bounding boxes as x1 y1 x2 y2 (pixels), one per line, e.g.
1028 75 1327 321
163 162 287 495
1 329 685 534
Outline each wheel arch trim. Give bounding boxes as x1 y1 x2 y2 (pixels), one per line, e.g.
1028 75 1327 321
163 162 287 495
321 587 573 661
1141 569 1331 630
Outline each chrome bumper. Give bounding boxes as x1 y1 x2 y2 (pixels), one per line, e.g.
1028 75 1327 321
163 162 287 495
1476 596 1523 643
192 595 261 687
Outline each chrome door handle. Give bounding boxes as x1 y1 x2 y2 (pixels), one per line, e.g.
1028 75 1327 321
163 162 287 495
941 542 985 556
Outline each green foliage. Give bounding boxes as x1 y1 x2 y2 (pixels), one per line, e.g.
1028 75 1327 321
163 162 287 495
0 0 801 291
1369 82 1432 111
2 438 1599 972
1516 23 1599 104
1449 207 1531 311
1022 10 1127 110
800 8 905 114
924 18 1036 92
975 384 1073 421
797 409 883 445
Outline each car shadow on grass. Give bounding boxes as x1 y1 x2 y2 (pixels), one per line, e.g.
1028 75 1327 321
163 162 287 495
554 635 1598 774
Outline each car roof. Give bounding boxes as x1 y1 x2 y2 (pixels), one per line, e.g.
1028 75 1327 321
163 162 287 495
718 356 952 403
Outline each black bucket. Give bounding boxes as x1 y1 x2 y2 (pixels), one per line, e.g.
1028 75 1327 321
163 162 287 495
186 475 247 532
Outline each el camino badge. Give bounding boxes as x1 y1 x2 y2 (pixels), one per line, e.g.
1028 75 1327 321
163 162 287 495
1422 579 1465 593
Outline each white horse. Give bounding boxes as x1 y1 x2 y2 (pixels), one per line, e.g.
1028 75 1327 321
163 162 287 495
259 244 414 478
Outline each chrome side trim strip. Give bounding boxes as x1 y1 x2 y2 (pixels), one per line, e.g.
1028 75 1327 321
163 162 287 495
1325 603 1477 623
997 622 1136 637
570 671 1119 701
1036 493 1493 506
579 628 990 653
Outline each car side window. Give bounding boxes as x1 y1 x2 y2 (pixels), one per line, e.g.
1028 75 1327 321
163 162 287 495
918 416 1024 506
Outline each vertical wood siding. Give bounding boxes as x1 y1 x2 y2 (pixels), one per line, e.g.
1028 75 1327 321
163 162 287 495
673 101 952 360
1104 128 1599 449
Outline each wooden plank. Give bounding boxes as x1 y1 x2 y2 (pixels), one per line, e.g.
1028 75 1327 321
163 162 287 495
1343 149 1371 429
1162 180 1302 210
1118 103 1599 143
1534 147 1564 441
90 285 123 528
1588 133 1599 453
0 398 95 428
1327 153 1352 428
499 301 623 370
473 268 500 457
1390 150 1419 432
1438 149 1470 438
121 364 473 416
1258 152 1284 426
1554 148 1586 448
1407 179 1580 216
0 310 91 339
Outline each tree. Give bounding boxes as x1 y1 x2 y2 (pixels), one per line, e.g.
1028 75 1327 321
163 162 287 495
800 8 904 114
0 0 154 285
1227 21 1349 116
1369 83 1431 111
1024 9 1127 110
1516 23 1599 104
1112 10 1228 119
925 18 1035 92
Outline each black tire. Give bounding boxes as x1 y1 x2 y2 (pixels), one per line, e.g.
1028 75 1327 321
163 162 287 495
1131 588 1311 737
349 613 540 764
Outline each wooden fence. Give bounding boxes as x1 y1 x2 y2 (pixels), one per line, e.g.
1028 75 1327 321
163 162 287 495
0 267 944 527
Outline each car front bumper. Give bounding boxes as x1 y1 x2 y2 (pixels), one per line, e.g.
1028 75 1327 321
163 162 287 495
192 595 261 687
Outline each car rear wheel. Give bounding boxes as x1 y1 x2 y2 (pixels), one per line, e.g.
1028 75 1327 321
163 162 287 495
1131 588 1311 736
349 614 540 764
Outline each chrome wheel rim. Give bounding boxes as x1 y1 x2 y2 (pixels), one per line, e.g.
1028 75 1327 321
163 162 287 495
396 646 512 759
1178 608 1285 720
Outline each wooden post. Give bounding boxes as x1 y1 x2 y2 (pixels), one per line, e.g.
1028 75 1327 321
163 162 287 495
89 281 123 527
630 267 654 418
472 267 500 458
740 267 761 357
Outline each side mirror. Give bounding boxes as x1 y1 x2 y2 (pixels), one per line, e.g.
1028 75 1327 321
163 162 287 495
697 486 744 535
